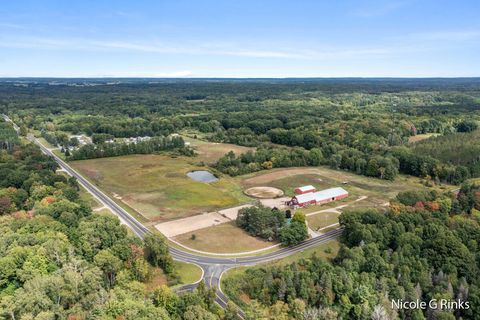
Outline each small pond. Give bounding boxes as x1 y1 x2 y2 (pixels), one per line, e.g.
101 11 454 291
186 170 218 183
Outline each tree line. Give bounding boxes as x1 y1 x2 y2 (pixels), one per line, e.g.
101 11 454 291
67 136 193 160
4 80 480 183
0 121 19 151
236 205 308 246
0 142 236 320
224 184 480 319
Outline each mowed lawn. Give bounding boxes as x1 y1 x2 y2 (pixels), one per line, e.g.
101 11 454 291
307 211 340 230
173 221 276 254
71 154 250 222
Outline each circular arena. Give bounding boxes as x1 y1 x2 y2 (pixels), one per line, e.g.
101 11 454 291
244 186 284 199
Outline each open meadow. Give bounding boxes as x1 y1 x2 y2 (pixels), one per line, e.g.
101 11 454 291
182 135 254 164
71 137 455 253
71 154 251 223
237 166 455 238
238 166 452 207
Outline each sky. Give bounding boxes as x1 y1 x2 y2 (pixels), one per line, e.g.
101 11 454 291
0 0 479 78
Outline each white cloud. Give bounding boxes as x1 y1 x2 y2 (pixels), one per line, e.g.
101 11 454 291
2 27 476 64
0 35 395 60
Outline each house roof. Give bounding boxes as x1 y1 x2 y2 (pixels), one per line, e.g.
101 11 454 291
296 185 316 192
295 187 348 204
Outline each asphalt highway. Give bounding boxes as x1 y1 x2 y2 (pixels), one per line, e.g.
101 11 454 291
3 114 342 318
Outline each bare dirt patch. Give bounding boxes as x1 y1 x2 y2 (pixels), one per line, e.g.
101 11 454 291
155 211 230 237
218 204 253 220
259 197 291 209
244 186 284 198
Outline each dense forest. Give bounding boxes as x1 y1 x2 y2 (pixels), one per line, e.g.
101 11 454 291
0 124 235 320
411 130 480 178
2 79 480 319
224 184 480 319
0 121 19 151
236 206 308 246
2 79 479 183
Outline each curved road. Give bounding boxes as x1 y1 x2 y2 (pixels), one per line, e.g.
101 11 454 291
4 114 342 318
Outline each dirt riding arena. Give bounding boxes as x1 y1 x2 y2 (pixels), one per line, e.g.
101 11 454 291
155 204 254 238
244 186 284 198
155 211 231 238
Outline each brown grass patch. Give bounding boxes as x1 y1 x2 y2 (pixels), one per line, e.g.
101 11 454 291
173 221 276 253
144 267 168 292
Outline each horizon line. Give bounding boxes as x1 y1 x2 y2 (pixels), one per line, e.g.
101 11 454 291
1 76 480 80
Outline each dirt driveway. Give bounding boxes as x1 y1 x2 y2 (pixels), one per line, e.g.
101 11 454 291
155 198 290 237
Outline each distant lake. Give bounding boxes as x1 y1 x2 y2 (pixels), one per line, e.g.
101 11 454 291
187 170 218 183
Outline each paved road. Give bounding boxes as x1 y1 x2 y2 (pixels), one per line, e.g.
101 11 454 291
3 114 342 318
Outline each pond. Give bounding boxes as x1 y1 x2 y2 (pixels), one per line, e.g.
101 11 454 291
186 170 218 183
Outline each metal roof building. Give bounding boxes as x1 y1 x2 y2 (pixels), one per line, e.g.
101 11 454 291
294 185 316 194
288 187 348 207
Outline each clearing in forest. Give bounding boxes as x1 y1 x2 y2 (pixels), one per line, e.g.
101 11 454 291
71 153 250 222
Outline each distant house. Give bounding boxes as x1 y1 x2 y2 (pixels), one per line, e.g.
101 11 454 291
287 187 348 208
294 185 316 195
70 134 92 146
124 136 151 144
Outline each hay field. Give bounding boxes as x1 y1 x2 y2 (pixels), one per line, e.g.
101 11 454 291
71 154 250 222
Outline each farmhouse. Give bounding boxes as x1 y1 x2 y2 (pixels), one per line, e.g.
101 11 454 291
294 185 316 194
287 187 348 208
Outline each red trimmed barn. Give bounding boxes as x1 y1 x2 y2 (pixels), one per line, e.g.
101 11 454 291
294 185 316 195
287 187 348 208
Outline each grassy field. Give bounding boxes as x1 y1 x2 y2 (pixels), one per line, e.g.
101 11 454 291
271 240 340 266
79 185 101 208
256 173 333 197
69 139 454 253
174 261 203 285
173 221 276 254
307 211 340 230
182 135 254 164
71 153 251 223
52 149 66 160
36 136 56 149
240 166 453 209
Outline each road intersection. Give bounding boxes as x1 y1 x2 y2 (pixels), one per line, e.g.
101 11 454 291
3 114 342 318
